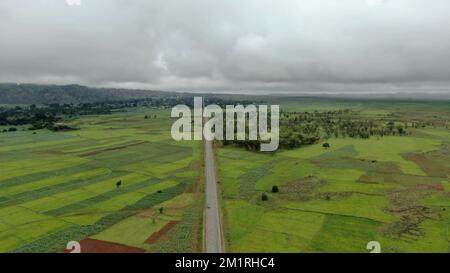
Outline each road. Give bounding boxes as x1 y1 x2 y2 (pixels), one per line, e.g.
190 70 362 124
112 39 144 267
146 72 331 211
204 138 224 253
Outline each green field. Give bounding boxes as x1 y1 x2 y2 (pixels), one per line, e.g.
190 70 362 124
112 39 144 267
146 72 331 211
217 101 450 253
0 108 204 253
1 98 449 253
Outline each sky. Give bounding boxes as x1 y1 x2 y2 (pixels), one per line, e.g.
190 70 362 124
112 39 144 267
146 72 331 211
0 0 450 94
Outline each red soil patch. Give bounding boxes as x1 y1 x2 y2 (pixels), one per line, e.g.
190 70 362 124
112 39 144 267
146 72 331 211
80 141 148 157
65 238 145 253
145 221 179 244
416 183 444 192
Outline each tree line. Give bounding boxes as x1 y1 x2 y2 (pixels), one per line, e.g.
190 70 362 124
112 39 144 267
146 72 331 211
219 109 412 151
0 96 257 133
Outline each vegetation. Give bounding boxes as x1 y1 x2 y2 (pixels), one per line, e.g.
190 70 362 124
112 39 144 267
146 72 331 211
261 193 268 201
0 83 174 104
221 108 417 151
0 106 204 253
218 99 450 253
1 85 449 253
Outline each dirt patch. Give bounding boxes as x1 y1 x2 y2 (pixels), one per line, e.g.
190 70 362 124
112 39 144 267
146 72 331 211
404 153 448 178
383 184 442 241
145 221 179 244
388 173 442 186
80 141 148 157
280 176 327 201
416 183 444 192
317 191 354 201
65 238 145 253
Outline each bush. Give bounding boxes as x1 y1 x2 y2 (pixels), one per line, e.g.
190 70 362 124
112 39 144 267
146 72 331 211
271 186 279 193
47 123 78 132
261 193 268 201
322 142 330 148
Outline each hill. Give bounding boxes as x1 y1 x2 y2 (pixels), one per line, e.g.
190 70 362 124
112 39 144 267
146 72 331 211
0 83 173 104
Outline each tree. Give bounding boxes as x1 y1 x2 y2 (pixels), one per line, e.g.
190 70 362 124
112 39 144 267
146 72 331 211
322 142 330 149
261 193 268 201
397 125 405 136
159 207 164 214
271 186 279 193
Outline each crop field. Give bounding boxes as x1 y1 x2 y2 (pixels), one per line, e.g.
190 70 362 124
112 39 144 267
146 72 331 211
217 101 450 253
0 108 203 253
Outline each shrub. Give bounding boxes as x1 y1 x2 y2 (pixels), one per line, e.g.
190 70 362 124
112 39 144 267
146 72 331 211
271 186 279 193
261 193 268 201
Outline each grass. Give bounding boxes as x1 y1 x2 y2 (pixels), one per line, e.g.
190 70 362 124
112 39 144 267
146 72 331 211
92 214 173 250
0 108 203 252
284 194 393 223
218 101 450 253
1 99 448 253
92 193 195 250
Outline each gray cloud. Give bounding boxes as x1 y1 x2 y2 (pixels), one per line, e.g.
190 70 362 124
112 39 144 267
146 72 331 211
0 0 449 94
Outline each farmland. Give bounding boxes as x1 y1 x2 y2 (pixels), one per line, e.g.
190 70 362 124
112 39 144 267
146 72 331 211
0 108 203 253
1 96 449 253
217 100 450 253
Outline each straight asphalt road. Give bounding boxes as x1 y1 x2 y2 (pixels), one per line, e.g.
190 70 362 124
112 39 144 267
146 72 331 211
204 138 224 253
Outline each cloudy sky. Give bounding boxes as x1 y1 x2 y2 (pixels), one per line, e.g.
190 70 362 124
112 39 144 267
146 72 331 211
1 0 449 94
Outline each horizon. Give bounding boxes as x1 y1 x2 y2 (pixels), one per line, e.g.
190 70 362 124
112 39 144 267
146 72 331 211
2 82 450 100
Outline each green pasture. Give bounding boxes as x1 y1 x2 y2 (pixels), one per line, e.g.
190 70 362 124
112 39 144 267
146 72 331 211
0 108 203 252
218 102 450 253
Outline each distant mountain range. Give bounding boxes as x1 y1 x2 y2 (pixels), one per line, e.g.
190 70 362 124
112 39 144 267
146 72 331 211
0 83 175 104
1 83 449 105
